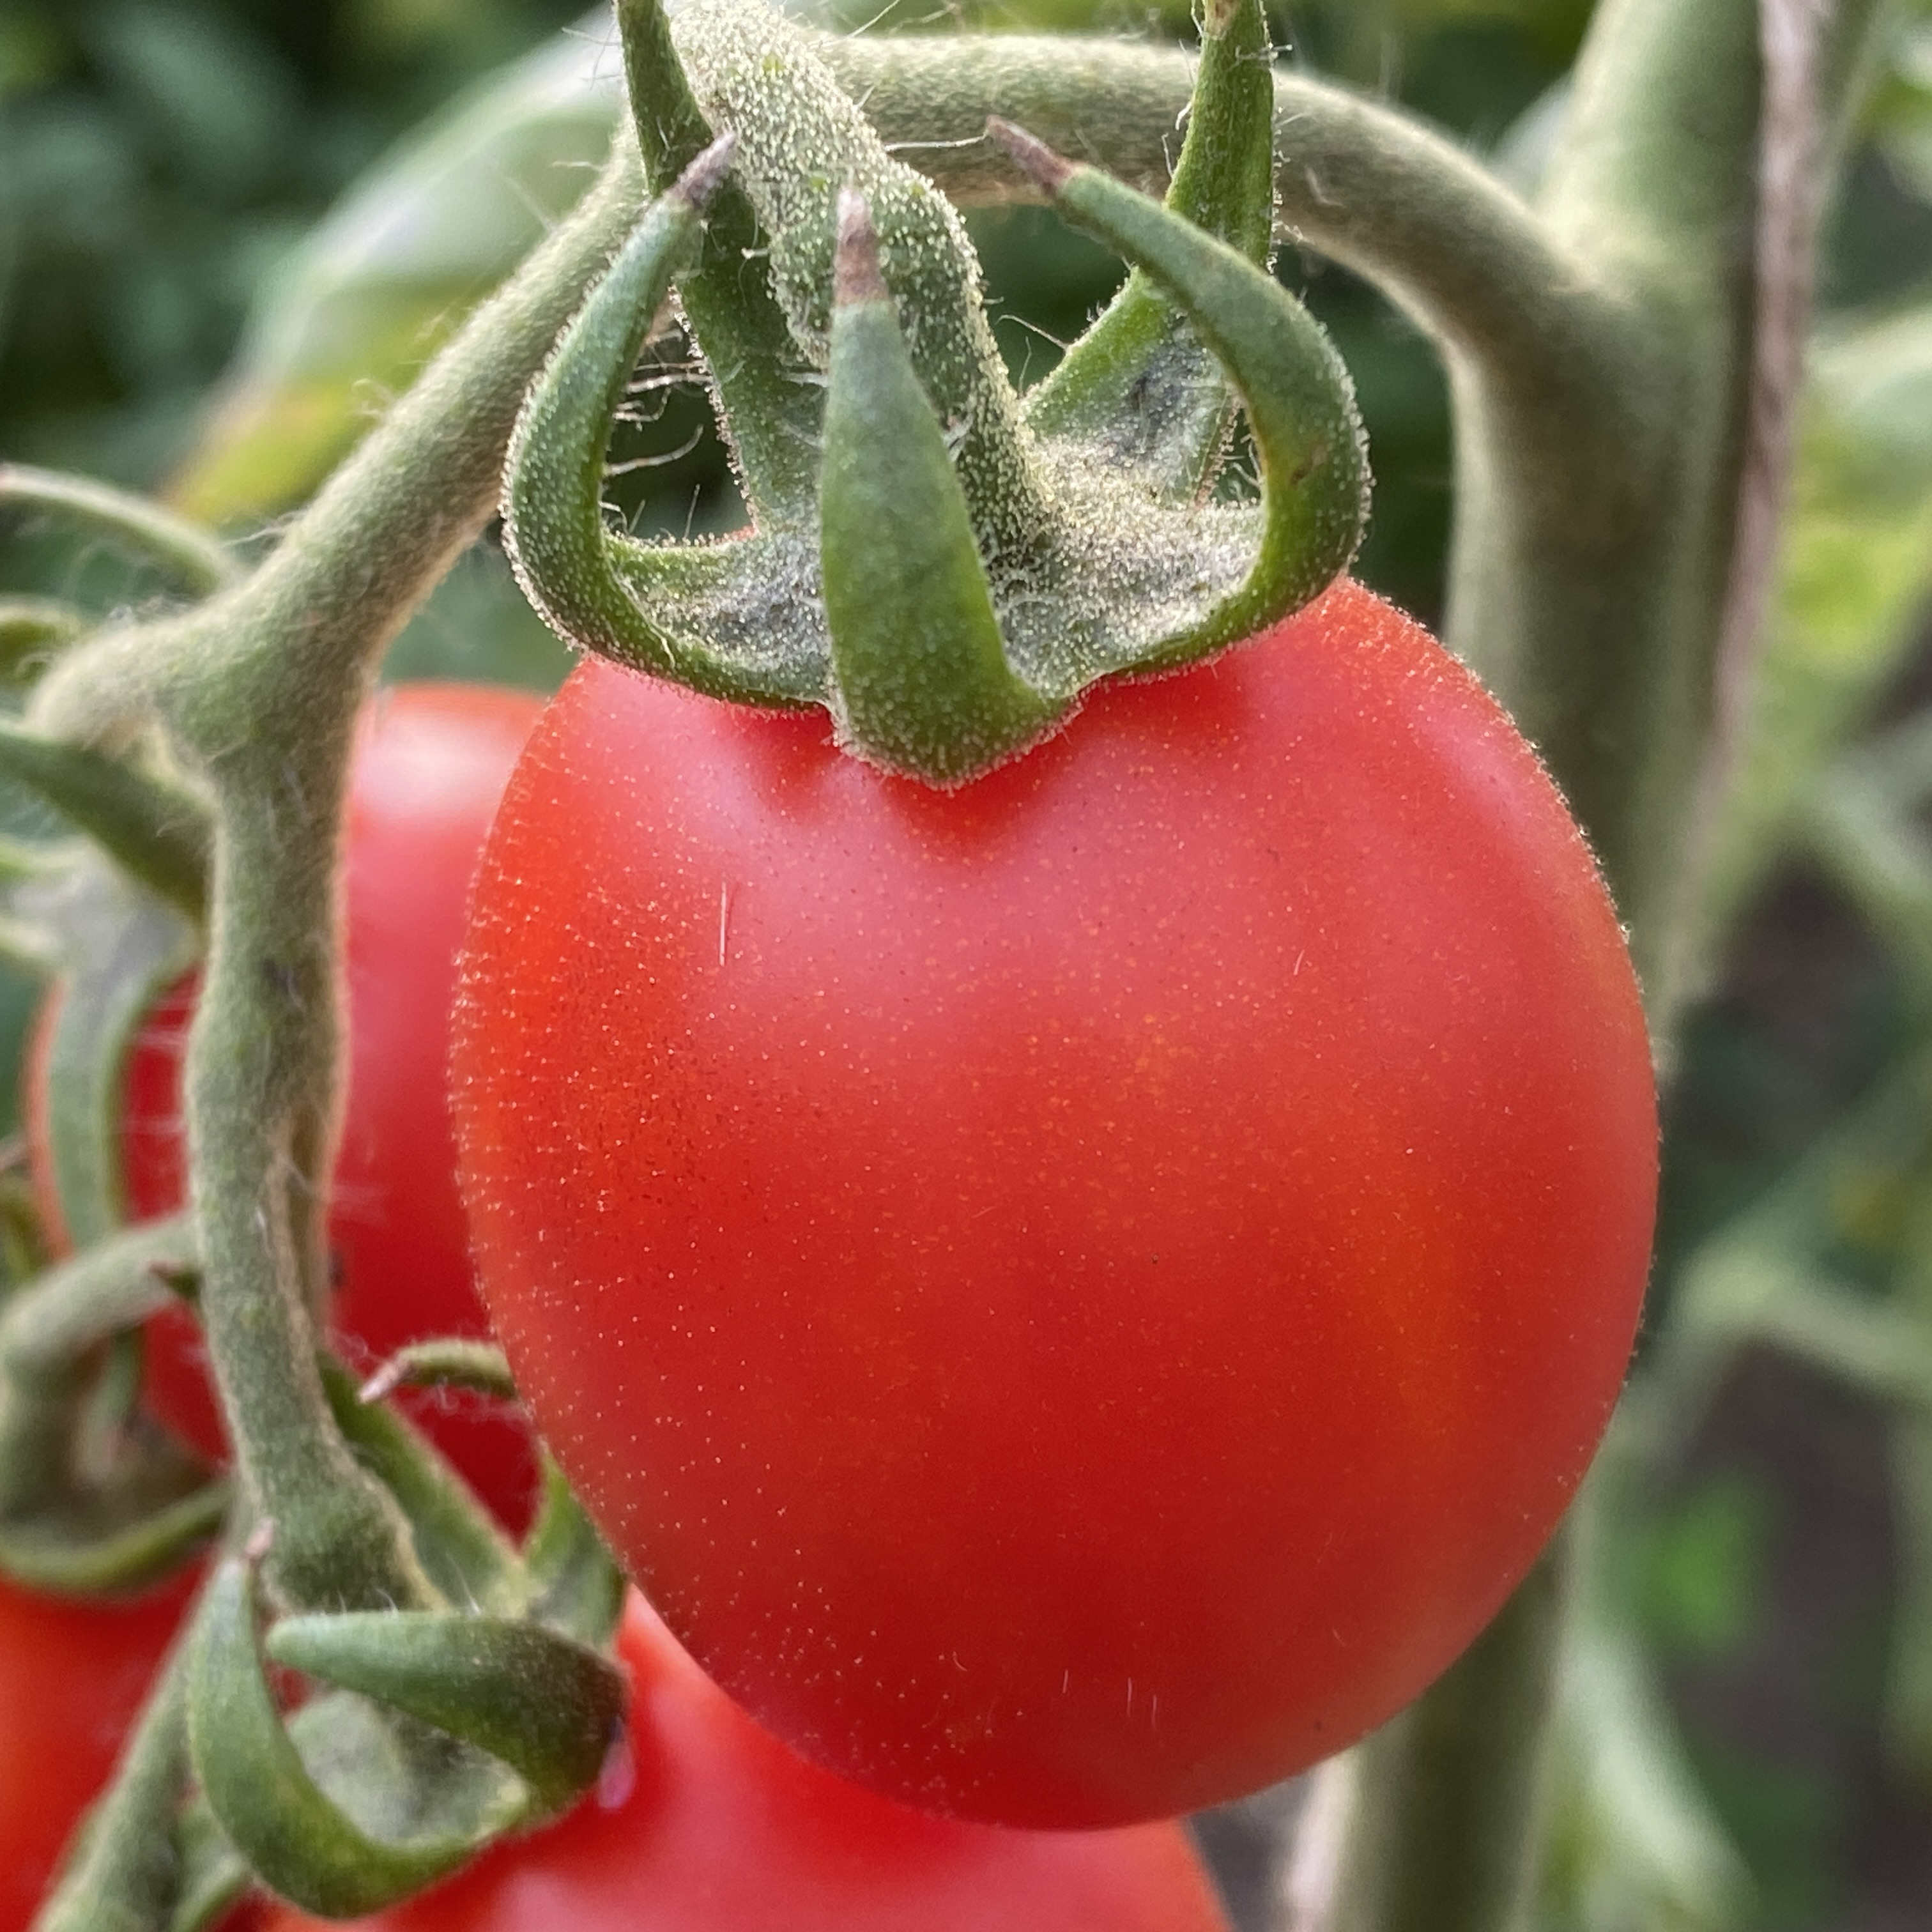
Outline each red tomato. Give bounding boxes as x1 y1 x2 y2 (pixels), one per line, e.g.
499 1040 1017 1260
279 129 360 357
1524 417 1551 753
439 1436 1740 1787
27 682 542 1522
451 581 1659 1827
0 1574 190 1932
257 1590 1231 1932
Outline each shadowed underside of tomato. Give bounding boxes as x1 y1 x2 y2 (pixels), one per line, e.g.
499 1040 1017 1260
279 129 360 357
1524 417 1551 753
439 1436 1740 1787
0 1574 190 1932
451 580 1660 1828
256 1591 1231 1932
26 683 543 1526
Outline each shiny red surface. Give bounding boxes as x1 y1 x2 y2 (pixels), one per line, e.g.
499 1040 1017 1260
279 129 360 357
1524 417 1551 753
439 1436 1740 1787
453 581 1659 1825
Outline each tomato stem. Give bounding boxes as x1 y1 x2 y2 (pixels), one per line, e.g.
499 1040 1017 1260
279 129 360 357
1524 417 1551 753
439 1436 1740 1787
23 146 658 1620
618 0 822 516
6 135 663 1926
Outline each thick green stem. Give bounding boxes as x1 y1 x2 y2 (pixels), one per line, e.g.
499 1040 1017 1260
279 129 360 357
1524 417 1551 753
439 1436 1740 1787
33 142 650 1614
1459 0 1884 1011
1449 0 1767 1008
1316 3 1885 1928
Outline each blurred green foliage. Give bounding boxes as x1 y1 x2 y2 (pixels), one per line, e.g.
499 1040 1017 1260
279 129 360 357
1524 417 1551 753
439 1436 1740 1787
3 3 1931 1928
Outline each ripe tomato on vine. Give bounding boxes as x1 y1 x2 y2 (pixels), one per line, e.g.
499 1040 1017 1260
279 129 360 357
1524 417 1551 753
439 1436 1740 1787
451 578 1659 1828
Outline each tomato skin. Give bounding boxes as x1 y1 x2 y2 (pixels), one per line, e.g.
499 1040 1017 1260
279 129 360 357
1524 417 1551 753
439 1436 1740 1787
26 682 544 1522
257 1591 1230 1932
452 580 1659 1827
0 1575 190 1932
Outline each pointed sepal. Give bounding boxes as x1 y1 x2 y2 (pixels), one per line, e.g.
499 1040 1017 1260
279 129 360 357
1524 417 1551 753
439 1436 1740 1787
265 1611 625 1816
519 1454 627 1643
503 138 810 706
820 194 1062 785
990 119 1368 666
187 1549 518 1919
1023 0 1277 500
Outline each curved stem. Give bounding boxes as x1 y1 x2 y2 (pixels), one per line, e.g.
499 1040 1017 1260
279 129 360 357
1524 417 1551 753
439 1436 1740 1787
1513 0 1888 1015
33 142 651 1616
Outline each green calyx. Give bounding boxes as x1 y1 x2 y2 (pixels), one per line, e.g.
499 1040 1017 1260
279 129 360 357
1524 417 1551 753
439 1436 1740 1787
503 0 1367 788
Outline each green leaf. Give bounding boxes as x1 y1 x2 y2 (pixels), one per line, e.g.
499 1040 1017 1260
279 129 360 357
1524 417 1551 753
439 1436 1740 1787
167 27 622 525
